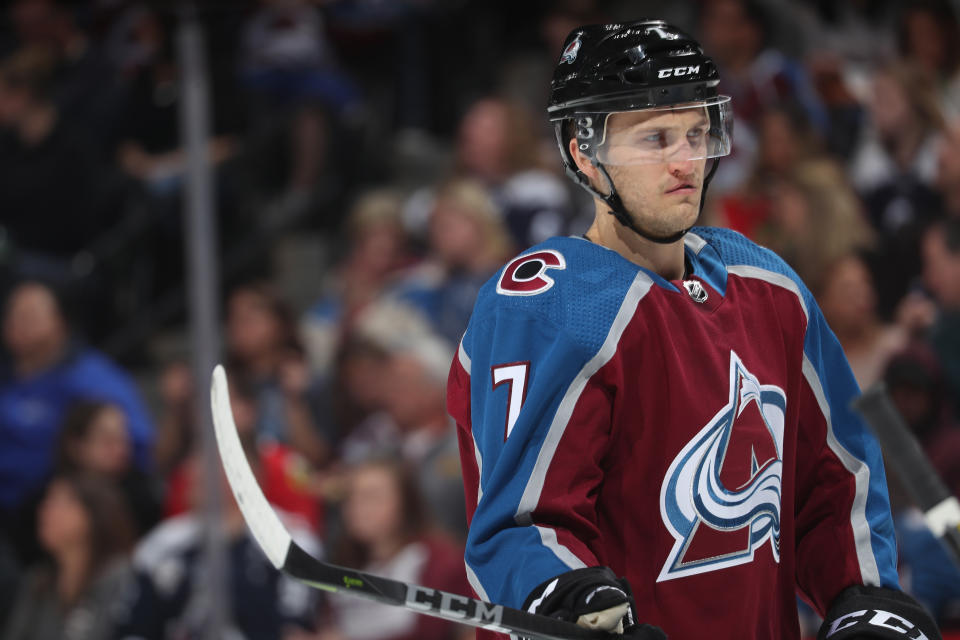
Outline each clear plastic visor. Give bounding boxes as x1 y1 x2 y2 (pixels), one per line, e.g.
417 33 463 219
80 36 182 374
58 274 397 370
595 96 733 166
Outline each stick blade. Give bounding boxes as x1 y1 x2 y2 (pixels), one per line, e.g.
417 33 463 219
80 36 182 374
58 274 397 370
210 364 291 568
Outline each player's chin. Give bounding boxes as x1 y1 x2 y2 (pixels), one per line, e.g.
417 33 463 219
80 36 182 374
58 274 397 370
663 200 700 230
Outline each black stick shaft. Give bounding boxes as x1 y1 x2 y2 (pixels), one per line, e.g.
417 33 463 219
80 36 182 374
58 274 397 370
283 543 611 640
853 384 960 563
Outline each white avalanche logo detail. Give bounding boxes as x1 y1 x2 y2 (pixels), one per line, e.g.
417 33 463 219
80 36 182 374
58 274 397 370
658 351 786 581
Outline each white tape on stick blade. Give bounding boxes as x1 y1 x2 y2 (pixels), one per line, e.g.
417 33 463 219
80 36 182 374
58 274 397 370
210 365 291 568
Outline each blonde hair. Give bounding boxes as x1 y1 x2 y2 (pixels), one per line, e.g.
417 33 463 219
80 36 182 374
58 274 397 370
353 299 453 384
877 61 947 133
433 178 514 263
456 98 544 176
345 188 405 238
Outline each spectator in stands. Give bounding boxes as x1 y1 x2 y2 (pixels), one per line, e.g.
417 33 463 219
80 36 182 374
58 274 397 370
349 300 465 538
814 253 907 389
392 178 513 345
0 47 122 268
54 401 162 539
801 0 898 68
850 62 945 192
114 8 235 200
119 446 319 640
225 281 329 466
239 0 363 220
921 218 960 416
302 188 414 379
896 0 960 119
320 456 470 640
935 123 960 219
849 62 946 317
6 0 126 149
313 330 397 469
0 281 153 559
2 471 136 640
884 343 960 497
718 104 873 269
745 164 873 287
162 369 322 537
699 0 826 128
152 360 195 477
805 49 868 161
453 97 576 247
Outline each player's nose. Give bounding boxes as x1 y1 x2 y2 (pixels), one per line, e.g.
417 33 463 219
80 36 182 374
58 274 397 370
667 158 696 179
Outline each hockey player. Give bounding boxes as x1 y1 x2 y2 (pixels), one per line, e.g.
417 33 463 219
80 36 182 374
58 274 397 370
446 20 943 640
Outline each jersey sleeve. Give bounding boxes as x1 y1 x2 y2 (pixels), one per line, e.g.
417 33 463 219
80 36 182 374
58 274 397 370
448 305 614 610
793 290 900 614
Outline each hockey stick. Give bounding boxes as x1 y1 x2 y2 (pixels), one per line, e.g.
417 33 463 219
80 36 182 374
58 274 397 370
210 365 607 640
853 383 960 565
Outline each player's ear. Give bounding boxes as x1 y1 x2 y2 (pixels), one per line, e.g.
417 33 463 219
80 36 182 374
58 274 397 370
569 137 601 185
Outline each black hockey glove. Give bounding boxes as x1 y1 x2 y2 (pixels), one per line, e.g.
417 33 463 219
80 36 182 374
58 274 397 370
522 566 667 639
817 585 941 640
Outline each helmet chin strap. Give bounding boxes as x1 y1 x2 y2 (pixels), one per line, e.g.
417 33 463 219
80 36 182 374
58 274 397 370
585 159 721 245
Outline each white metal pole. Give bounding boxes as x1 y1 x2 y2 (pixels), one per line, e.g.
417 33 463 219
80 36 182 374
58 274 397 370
177 5 228 638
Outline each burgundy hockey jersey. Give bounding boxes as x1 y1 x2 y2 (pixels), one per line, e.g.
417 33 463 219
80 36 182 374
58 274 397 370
447 227 899 639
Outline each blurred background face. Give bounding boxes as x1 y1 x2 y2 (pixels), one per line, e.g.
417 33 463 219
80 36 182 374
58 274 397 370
38 479 90 555
889 383 934 430
457 100 508 182
429 198 482 267
923 229 960 308
77 406 132 476
340 347 388 411
227 289 282 361
767 180 810 235
869 73 912 137
343 464 402 546
699 0 762 68
936 132 960 212
903 9 947 74
2 283 66 360
351 223 404 276
10 0 57 45
818 255 877 334
228 387 258 438
758 111 799 174
0 78 30 126
380 354 443 430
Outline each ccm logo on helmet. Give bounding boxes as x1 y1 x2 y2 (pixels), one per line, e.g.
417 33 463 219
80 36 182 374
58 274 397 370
497 250 566 296
658 65 701 79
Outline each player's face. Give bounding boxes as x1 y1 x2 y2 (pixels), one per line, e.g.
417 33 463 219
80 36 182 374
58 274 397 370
601 108 708 237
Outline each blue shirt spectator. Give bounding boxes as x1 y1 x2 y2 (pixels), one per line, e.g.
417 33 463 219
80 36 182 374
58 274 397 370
0 282 154 513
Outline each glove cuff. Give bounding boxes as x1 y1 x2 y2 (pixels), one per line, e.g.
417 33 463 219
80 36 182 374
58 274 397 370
817 585 941 640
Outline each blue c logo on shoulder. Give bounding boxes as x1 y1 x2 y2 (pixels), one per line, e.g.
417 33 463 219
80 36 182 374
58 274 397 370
497 250 566 297
658 351 785 581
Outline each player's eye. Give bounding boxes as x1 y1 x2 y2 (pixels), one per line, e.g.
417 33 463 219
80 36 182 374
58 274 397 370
638 131 668 148
686 126 709 150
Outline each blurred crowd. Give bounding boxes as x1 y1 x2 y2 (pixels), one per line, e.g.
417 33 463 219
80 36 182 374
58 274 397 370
1 0 960 638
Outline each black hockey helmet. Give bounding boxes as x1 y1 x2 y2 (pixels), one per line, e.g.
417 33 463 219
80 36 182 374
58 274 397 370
547 20 733 243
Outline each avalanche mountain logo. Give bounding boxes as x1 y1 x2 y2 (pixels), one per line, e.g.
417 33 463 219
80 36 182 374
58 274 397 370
658 351 786 582
561 36 581 64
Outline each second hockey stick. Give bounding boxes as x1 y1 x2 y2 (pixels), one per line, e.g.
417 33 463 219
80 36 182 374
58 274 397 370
209 365 610 640
853 383 960 565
